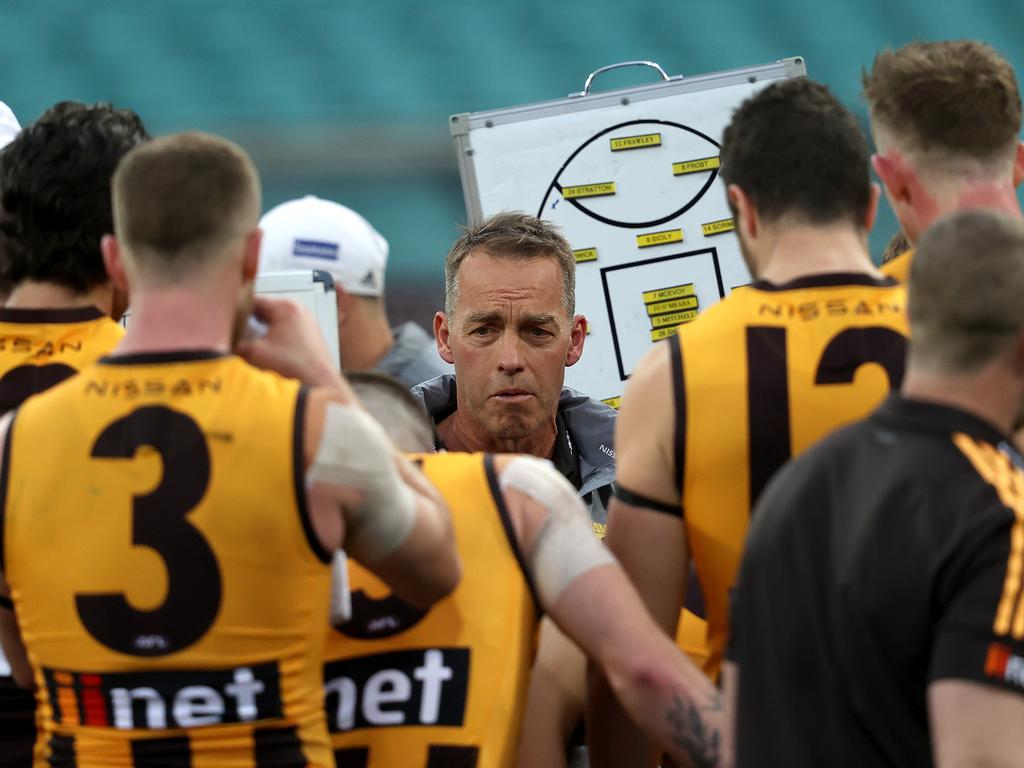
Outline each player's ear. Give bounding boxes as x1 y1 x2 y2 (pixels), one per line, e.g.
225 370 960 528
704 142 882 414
241 229 262 282
871 152 910 205
864 182 882 233
434 311 455 364
1012 141 1024 188
334 285 351 325
727 184 758 240
101 234 129 292
566 314 586 367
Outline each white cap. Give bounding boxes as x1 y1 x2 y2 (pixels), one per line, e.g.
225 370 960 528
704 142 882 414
0 101 21 151
258 195 388 297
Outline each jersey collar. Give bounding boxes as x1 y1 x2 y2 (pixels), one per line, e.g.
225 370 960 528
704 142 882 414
750 272 898 292
874 394 1017 455
0 306 105 324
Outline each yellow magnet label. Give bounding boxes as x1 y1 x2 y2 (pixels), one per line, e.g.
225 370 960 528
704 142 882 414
636 228 684 248
673 156 721 175
701 217 736 236
610 133 662 151
601 396 622 410
646 295 699 316
650 309 699 328
574 247 598 263
650 326 682 342
642 283 696 304
562 182 616 199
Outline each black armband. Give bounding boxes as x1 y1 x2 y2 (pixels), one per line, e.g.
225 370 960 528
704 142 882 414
613 483 682 517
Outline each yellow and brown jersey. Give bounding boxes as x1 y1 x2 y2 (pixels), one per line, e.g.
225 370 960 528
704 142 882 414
879 248 913 283
0 306 124 413
671 273 909 679
324 452 539 768
2 350 333 767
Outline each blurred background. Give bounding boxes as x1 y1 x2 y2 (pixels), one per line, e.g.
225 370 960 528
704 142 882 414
2 0 1022 326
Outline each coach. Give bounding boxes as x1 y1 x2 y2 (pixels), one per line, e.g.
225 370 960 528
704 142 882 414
413 212 615 525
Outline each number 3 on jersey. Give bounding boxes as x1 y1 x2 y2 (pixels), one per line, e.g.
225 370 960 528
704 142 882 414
746 325 906 504
75 405 222 656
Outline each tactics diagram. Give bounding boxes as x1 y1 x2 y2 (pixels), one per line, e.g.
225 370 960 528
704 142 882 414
453 58 805 404
537 119 751 405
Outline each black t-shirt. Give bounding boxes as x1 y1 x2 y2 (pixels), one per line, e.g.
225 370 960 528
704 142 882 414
729 395 1024 767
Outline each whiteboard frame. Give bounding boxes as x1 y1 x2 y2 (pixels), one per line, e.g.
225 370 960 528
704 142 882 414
450 57 807 225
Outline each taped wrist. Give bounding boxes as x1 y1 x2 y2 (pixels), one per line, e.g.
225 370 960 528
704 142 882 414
307 403 416 564
499 456 615 608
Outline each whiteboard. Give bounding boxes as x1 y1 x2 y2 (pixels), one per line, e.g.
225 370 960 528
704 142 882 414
120 269 340 370
451 58 806 405
254 270 341 370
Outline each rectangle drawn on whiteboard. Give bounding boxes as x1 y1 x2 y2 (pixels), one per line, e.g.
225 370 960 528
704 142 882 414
601 248 725 381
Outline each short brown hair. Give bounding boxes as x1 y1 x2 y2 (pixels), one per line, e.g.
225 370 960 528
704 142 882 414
863 41 1022 162
444 212 575 316
348 371 433 453
909 210 1024 373
112 131 260 274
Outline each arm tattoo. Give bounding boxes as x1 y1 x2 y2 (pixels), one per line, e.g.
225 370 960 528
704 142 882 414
666 692 721 768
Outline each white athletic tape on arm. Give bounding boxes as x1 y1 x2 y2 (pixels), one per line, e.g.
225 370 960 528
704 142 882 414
499 456 615 608
308 403 417 564
329 550 352 626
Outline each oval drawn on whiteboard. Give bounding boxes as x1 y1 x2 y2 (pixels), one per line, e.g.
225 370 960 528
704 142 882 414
537 119 721 230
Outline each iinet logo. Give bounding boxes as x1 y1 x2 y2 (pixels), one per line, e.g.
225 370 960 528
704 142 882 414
324 647 470 732
43 662 283 730
985 643 1024 690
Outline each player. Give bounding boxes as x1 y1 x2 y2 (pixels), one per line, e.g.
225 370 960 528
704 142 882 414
864 40 1024 282
728 210 1024 766
0 132 459 766
320 372 721 768
0 101 147 411
0 100 148 766
588 78 909 765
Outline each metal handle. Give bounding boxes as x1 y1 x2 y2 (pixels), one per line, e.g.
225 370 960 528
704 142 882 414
570 60 679 98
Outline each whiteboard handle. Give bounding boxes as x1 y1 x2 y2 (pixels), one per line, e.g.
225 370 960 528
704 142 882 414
571 60 679 98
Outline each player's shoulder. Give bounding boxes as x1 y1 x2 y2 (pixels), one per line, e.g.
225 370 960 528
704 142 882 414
880 249 913 283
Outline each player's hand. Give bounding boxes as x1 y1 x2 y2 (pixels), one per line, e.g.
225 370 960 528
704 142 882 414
237 296 351 394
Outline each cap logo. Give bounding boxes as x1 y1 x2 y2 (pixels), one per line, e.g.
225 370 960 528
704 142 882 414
360 270 377 288
293 239 339 261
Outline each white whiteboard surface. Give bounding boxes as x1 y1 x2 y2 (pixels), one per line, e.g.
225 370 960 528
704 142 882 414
452 58 805 404
254 270 340 370
121 269 341 372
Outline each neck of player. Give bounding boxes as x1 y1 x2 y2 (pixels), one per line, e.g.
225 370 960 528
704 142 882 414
114 286 236 356
6 281 114 314
340 298 394 371
437 410 558 458
902 363 1022 437
754 222 880 285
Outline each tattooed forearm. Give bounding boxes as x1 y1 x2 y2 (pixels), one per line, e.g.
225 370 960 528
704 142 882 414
665 692 722 768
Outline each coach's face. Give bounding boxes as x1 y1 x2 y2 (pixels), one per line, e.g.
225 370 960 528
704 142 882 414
435 250 586 443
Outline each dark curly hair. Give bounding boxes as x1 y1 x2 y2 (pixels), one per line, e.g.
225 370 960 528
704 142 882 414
0 101 149 295
720 78 872 228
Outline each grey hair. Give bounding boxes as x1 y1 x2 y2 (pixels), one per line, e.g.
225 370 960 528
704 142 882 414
909 210 1024 374
444 211 575 317
348 372 434 453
